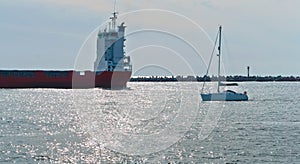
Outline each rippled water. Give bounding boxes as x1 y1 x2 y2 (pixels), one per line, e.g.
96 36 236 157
0 82 299 163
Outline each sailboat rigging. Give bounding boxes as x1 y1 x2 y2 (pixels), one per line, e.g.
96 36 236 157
200 26 248 101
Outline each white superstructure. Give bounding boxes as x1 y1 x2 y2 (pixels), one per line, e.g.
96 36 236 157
94 12 131 72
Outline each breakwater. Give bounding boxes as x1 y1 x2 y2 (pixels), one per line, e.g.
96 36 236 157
130 75 300 82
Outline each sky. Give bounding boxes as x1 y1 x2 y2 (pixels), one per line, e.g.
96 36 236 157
0 0 300 76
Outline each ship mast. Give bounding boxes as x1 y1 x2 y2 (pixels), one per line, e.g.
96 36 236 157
217 25 222 93
110 0 118 31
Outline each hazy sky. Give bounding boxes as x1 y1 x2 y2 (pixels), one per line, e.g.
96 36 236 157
1 0 299 76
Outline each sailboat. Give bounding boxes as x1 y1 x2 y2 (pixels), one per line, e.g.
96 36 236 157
200 26 248 101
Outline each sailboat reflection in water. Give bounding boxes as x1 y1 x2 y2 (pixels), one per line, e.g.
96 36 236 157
200 26 248 101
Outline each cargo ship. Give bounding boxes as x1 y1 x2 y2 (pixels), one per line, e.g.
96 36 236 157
0 12 132 89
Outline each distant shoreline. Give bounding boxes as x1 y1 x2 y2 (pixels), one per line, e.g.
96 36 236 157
130 75 300 82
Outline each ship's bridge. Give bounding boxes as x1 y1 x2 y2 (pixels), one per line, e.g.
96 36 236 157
94 13 131 72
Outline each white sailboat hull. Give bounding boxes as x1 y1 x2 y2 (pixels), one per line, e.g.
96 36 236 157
201 90 248 101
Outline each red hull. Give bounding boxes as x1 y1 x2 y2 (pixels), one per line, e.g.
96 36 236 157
0 70 131 89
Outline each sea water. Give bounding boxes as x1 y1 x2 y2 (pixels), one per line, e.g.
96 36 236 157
0 82 299 163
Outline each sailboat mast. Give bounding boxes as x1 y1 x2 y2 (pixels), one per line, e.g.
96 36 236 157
217 25 222 93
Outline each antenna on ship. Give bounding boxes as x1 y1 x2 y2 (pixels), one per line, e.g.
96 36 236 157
113 0 117 14
110 0 118 31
